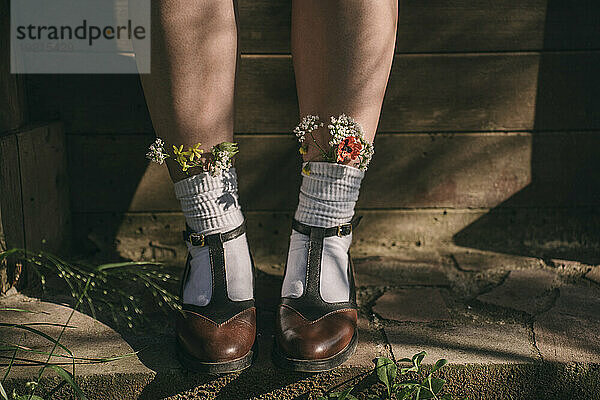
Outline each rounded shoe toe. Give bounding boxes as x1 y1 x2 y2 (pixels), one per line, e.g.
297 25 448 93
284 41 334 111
276 305 357 360
177 307 256 362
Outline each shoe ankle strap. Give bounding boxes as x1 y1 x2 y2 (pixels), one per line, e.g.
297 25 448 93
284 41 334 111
183 222 246 247
291 215 362 238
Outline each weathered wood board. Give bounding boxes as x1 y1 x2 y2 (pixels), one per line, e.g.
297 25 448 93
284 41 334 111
0 123 71 258
26 52 600 134
0 134 24 291
66 131 600 213
14 0 600 265
72 207 600 266
237 0 600 53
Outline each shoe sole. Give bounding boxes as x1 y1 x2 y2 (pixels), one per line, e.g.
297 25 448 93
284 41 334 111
271 331 358 372
176 337 257 374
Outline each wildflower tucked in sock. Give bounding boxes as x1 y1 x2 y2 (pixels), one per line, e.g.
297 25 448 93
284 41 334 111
174 168 253 306
282 162 365 303
293 114 374 171
146 138 238 176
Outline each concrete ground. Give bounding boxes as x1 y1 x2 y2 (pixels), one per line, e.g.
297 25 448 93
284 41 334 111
2 245 600 399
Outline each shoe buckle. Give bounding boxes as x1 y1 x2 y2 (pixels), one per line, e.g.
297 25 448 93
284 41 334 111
189 232 205 247
337 223 352 237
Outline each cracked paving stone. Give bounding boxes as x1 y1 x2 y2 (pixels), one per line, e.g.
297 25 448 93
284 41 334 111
0 293 156 398
385 322 538 364
348 316 391 366
534 283 600 363
373 288 451 322
476 268 558 314
451 249 541 272
354 255 450 287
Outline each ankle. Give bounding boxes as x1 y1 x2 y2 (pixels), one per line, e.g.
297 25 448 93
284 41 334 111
174 168 244 235
294 161 364 228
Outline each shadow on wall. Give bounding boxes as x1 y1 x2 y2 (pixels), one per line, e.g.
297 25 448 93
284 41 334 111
453 0 600 265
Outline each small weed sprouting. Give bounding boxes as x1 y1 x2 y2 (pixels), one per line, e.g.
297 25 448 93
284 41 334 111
319 351 460 400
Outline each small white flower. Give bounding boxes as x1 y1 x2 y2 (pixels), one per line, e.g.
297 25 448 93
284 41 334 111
293 115 323 144
146 137 169 165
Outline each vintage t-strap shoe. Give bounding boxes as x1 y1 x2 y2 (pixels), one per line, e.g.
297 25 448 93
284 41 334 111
273 216 362 372
176 221 257 374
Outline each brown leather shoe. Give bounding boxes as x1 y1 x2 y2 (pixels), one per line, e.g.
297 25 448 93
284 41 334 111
176 222 257 374
273 217 361 372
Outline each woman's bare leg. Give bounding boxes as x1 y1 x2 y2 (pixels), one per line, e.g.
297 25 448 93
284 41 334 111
292 0 397 161
137 1 256 373
140 0 238 182
273 1 398 371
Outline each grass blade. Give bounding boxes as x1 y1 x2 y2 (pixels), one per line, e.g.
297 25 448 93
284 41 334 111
96 261 163 272
0 341 138 363
0 308 49 315
0 381 7 400
47 365 87 399
0 324 73 358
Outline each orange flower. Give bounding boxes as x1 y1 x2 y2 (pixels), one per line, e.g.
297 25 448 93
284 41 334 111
336 136 362 162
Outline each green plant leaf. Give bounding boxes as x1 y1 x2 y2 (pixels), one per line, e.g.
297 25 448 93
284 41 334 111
430 377 446 394
441 394 453 400
415 386 422 400
337 387 356 400
375 357 397 397
431 358 448 373
412 351 427 368
396 387 413 400
400 365 419 374
397 380 420 388
47 365 87 400
399 351 427 374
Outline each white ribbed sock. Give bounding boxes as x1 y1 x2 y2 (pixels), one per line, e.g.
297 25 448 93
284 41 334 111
282 162 365 302
174 168 253 306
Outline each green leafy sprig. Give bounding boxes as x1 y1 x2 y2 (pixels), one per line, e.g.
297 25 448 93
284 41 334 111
319 351 459 400
146 139 239 176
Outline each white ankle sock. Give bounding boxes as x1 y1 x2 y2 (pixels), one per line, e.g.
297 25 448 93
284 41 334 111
174 168 253 306
282 162 365 302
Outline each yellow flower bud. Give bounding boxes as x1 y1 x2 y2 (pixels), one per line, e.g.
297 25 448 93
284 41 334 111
302 164 311 176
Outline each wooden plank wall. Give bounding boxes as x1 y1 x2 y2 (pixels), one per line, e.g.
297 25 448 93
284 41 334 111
23 1 600 263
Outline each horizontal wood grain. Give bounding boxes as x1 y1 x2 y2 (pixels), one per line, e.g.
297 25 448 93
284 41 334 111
66 131 600 213
72 209 487 263
26 52 600 134
73 207 600 265
237 0 600 54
